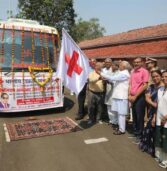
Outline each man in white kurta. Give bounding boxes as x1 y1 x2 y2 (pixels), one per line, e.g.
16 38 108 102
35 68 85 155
101 61 130 134
102 58 113 123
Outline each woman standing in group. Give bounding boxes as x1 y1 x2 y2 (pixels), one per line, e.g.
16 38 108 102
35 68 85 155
139 70 163 156
155 70 167 168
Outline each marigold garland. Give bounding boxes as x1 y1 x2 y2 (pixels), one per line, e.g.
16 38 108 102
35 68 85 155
51 31 57 95
21 27 25 99
46 33 53 95
28 31 54 93
11 25 15 99
44 33 51 93
51 31 56 65
31 28 35 97
31 29 35 66
40 31 45 67
28 66 53 87
0 24 5 92
39 31 45 92
44 33 50 68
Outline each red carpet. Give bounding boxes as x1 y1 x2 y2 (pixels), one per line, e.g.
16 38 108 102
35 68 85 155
4 117 81 142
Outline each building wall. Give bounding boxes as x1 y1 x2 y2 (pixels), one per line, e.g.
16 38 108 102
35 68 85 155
82 39 167 69
157 59 167 70
83 39 167 58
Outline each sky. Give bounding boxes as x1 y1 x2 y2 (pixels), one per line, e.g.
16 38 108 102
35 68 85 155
0 0 167 35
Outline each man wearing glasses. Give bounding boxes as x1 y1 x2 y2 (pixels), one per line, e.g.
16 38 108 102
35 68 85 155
0 93 10 109
128 57 149 143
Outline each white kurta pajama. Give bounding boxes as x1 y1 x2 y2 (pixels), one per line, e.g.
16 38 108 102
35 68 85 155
101 70 130 133
102 67 113 105
101 67 117 124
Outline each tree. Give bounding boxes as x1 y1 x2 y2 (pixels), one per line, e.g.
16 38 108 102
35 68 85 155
16 1 105 42
71 18 106 43
16 0 76 35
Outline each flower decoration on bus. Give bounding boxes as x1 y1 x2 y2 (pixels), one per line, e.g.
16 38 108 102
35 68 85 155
28 66 53 88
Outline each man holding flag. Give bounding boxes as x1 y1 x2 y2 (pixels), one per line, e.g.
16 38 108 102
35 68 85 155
56 29 90 119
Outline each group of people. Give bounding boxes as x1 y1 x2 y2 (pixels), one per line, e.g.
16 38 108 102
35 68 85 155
74 56 167 169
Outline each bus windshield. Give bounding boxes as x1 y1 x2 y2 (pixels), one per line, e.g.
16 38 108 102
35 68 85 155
0 29 58 71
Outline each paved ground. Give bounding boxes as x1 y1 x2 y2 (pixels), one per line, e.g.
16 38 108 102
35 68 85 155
0 90 164 171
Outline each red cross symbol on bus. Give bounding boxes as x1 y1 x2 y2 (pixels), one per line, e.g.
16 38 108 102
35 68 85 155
65 50 83 77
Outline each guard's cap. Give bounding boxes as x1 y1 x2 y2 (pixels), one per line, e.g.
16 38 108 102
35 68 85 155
145 57 157 64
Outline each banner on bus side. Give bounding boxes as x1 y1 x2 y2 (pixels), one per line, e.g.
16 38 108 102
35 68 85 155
0 72 63 112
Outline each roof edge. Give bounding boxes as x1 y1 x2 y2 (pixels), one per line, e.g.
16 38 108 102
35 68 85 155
80 35 167 50
89 53 167 59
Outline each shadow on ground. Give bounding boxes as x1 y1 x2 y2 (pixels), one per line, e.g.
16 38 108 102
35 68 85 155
0 97 74 118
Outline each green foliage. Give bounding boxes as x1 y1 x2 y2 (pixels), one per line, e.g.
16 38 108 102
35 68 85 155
16 0 76 35
16 1 106 42
71 18 106 43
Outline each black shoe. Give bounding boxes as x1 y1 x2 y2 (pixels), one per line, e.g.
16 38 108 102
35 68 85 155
75 115 84 120
112 124 118 130
87 120 96 125
113 130 125 135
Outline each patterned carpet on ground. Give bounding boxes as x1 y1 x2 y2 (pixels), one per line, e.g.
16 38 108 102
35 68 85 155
4 117 81 142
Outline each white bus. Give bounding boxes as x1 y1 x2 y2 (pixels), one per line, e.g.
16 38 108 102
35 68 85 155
0 18 63 112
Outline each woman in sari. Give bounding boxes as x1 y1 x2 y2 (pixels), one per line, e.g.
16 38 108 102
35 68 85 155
139 70 163 156
155 70 167 168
